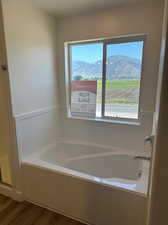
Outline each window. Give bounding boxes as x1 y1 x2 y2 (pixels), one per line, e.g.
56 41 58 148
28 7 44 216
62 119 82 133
65 35 145 122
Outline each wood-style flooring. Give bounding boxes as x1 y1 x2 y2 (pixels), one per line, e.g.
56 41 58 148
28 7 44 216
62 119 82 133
0 194 85 225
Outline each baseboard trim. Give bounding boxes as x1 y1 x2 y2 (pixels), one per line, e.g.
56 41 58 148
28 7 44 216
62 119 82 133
0 183 24 201
0 183 13 198
12 190 25 202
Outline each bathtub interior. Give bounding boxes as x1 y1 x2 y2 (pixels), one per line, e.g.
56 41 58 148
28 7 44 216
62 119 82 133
23 141 150 194
39 143 142 180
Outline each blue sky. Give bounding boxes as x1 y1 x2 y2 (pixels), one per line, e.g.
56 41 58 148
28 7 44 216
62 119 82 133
71 41 143 63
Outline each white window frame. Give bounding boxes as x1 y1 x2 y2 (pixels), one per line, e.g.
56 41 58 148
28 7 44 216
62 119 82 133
64 34 146 125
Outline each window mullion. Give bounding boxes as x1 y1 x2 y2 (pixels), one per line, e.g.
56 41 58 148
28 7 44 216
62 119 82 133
101 42 107 117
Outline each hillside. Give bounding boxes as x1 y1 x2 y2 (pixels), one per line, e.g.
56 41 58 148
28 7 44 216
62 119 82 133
72 55 141 80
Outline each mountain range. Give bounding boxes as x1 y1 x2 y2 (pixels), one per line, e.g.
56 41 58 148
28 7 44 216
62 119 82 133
72 55 141 80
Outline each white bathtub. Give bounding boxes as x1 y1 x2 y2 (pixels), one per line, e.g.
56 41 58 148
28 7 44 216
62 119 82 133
22 141 148 225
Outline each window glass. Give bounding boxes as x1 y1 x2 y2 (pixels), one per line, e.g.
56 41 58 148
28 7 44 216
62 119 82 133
67 38 144 121
104 41 144 119
70 43 103 118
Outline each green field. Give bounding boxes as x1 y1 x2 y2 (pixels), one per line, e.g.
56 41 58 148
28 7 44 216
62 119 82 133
96 80 140 105
97 80 140 90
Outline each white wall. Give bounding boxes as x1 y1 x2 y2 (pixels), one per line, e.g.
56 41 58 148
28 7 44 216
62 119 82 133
2 0 59 115
57 0 164 152
2 0 61 159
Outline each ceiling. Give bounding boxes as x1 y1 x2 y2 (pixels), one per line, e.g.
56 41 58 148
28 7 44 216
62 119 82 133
32 0 145 18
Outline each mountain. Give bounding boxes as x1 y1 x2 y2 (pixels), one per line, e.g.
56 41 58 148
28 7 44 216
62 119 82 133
72 55 141 80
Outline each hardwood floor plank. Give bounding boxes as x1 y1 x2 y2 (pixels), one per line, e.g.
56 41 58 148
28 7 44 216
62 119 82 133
56 216 84 225
0 194 10 206
0 199 13 213
0 201 19 221
49 213 63 225
9 204 44 225
0 195 85 225
32 210 55 225
0 202 30 225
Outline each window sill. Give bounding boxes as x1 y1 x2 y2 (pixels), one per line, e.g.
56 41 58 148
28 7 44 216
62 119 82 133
67 115 141 126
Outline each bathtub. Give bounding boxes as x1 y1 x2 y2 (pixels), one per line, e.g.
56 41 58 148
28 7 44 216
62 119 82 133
22 141 148 225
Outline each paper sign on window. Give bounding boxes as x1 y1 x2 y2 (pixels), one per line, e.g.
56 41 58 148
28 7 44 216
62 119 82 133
71 81 97 117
